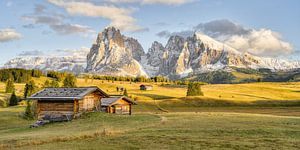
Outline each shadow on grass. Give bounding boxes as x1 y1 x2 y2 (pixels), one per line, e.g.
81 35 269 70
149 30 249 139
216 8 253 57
135 93 176 100
179 97 300 107
234 93 273 100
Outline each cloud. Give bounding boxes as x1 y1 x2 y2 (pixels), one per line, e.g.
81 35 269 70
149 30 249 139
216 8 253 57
106 0 193 5
142 0 193 5
18 47 90 58
225 29 293 56
54 47 90 57
156 30 194 38
18 50 44 56
22 4 95 35
154 22 169 26
0 28 22 42
47 0 146 32
195 19 250 37
156 19 293 57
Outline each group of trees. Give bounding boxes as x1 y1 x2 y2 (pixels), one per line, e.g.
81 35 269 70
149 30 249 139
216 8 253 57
0 69 42 83
43 80 59 88
192 71 235 84
47 71 67 82
91 75 169 83
186 82 204 96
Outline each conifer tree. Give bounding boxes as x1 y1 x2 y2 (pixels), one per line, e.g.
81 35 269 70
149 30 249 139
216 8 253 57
5 79 15 93
63 74 77 87
9 91 19 106
24 100 33 119
24 80 37 98
43 80 50 88
50 80 60 87
123 88 128 97
186 82 204 96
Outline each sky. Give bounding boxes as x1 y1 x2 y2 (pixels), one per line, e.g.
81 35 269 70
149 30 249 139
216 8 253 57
0 0 300 65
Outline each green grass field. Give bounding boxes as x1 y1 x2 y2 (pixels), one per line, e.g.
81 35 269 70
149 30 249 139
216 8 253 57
0 78 300 149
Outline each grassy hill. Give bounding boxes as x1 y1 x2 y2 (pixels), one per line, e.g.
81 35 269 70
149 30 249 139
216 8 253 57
0 107 299 149
0 76 300 149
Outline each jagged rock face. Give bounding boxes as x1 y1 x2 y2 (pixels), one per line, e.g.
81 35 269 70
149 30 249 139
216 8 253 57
86 27 147 77
147 41 165 67
145 32 300 78
159 36 186 75
125 37 145 61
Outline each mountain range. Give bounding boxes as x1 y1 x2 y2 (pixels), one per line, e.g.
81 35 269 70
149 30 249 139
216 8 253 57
3 27 300 79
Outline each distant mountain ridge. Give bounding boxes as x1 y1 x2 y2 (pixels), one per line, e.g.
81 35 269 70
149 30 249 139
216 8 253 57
3 26 300 78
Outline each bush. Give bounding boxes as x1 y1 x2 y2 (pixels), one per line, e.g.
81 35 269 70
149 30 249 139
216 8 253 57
186 82 204 96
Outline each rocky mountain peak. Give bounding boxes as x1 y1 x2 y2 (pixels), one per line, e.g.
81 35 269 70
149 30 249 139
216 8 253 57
86 27 147 77
146 41 165 67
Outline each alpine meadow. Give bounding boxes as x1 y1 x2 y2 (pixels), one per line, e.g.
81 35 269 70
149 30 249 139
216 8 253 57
0 0 300 150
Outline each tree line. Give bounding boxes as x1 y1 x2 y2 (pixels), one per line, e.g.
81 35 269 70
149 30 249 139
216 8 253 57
0 69 42 83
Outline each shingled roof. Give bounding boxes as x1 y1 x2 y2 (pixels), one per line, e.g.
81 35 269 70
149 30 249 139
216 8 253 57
101 96 136 106
28 86 109 100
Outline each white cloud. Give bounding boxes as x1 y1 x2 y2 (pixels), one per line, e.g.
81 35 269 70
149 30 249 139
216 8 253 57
225 29 293 56
47 0 146 32
22 4 95 35
18 47 90 58
106 0 193 5
142 0 193 5
0 28 22 42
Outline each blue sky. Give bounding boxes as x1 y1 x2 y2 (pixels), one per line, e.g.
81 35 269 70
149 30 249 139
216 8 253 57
0 0 300 65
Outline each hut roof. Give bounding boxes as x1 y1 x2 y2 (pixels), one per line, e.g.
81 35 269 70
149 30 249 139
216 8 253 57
28 86 109 100
101 96 136 106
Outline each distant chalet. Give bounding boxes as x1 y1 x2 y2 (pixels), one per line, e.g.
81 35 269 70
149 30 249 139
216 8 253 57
28 87 136 120
140 84 153 91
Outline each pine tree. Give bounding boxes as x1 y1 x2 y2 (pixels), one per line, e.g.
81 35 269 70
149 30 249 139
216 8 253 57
50 80 60 87
63 74 77 87
5 79 15 93
123 88 128 97
43 80 50 88
24 100 33 119
24 80 37 98
9 91 19 106
186 82 204 96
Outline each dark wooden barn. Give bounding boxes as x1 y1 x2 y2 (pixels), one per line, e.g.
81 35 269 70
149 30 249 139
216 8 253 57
101 96 136 115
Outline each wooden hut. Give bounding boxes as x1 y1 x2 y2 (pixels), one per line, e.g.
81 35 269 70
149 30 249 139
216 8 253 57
28 87 109 120
101 96 136 115
140 84 153 91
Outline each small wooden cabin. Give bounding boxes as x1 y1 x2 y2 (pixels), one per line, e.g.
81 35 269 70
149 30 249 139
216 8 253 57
140 84 153 91
28 87 109 120
101 96 136 115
